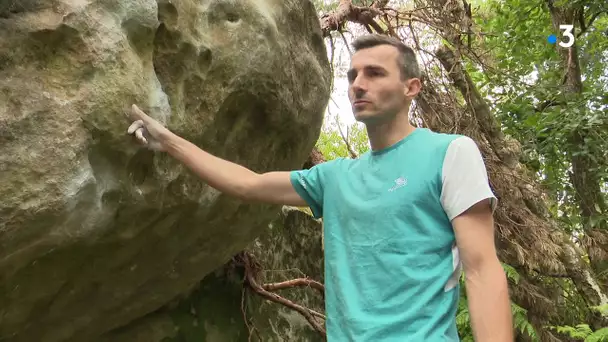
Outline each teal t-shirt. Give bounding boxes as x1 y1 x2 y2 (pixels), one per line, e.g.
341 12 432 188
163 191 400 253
290 128 495 341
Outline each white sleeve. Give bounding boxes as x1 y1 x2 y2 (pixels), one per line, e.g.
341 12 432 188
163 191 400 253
440 136 497 221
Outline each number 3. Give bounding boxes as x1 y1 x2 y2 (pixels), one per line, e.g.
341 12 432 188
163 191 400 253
559 25 575 48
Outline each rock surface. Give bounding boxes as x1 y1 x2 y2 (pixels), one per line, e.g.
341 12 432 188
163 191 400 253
0 1 330 340
98 206 325 342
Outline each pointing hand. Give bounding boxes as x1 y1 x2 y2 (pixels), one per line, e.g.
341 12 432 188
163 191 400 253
127 104 171 152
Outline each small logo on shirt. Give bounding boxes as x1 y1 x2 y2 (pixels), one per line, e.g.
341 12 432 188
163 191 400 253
388 177 407 192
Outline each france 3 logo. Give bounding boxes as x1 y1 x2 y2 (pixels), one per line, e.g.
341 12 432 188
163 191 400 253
547 25 575 48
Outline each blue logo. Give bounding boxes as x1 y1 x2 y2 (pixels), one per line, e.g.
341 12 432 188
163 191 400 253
547 34 557 44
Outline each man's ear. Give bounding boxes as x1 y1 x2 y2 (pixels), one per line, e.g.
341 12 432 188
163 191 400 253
404 78 422 98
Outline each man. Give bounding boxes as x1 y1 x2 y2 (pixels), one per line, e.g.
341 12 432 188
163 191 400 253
127 34 513 341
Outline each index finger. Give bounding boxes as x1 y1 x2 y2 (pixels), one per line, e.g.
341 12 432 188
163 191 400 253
126 104 151 123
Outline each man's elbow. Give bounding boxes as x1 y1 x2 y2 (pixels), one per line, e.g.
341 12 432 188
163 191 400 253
239 174 262 202
463 253 505 283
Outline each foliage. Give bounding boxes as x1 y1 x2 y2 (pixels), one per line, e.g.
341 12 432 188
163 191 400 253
551 324 608 341
471 0 608 235
550 306 608 341
468 1 608 333
455 264 539 341
311 0 372 12
311 0 339 13
316 113 370 160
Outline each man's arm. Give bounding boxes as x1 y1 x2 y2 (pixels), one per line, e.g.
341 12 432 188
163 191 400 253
164 133 307 205
439 136 513 341
127 104 307 206
452 199 513 342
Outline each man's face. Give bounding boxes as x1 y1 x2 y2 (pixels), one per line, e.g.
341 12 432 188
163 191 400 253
347 45 415 125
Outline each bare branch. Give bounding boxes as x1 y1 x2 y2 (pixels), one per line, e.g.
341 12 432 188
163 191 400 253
263 278 325 297
236 252 326 337
320 0 388 37
337 120 359 159
577 11 606 37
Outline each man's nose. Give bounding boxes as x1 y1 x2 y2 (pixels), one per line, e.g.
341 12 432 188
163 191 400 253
350 76 367 97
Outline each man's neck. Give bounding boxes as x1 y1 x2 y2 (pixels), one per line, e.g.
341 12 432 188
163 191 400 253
366 111 416 152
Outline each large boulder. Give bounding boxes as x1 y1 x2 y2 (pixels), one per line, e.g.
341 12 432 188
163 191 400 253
98 206 325 342
0 0 331 341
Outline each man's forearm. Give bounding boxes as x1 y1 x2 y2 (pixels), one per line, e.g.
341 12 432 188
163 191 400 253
163 132 258 200
465 260 513 342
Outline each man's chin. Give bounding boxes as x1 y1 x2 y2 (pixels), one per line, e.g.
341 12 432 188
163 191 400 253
353 110 375 123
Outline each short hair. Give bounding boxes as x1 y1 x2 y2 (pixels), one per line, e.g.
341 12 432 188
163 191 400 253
351 34 421 81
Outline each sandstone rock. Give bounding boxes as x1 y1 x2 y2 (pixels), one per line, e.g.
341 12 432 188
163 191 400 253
98 206 324 342
0 1 330 340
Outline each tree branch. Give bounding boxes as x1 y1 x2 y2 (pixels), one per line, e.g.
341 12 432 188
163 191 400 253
534 99 565 113
319 0 387 37
320 0 353 37
435 45 508 161
263 278 325 298
236 252 326 337
577 11 606 37
337 123 359 159
371 0 390 9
